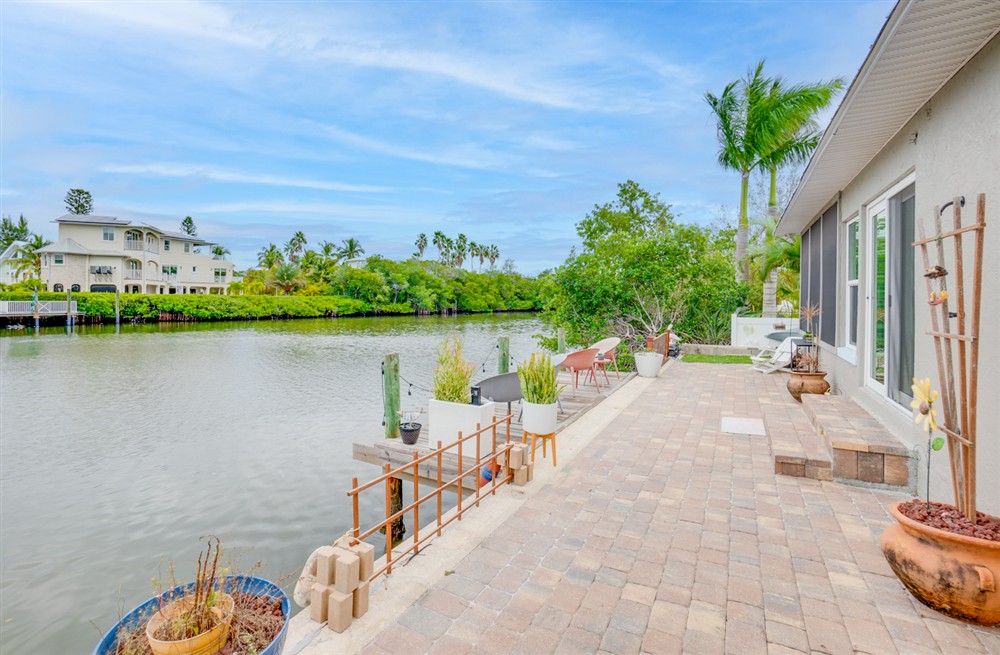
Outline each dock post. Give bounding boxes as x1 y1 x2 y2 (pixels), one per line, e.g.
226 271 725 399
32 286 40 333
383 353 400 439
498 336 509 374
115 290 121 329
66 289 72 332
557 327 566 353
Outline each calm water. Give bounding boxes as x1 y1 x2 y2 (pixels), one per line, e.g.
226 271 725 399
0 313 544 654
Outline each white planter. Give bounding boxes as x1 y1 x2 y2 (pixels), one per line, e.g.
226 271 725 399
634 352 663 378
428 399 497 456
521 401 558 435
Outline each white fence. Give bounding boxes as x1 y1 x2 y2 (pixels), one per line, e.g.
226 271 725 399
730 314 801 349
0 301 79 315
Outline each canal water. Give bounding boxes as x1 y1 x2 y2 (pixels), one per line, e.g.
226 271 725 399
0 313 544 653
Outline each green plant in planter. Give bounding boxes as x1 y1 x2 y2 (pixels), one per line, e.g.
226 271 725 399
517 353 564 404
432 336 475 403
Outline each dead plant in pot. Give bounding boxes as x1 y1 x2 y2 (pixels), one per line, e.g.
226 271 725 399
786 304 829 401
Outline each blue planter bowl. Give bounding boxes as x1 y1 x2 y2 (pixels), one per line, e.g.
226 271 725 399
93 575 289 655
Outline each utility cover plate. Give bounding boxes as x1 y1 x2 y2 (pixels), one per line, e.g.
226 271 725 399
720 417 766 436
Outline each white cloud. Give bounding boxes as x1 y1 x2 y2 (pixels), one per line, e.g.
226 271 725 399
317 124 511 171
101 163 389 193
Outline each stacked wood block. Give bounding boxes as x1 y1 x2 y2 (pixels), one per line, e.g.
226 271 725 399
308 539 376 632
509 443 530 486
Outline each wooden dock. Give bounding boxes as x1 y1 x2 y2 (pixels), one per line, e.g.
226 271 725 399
352 369 636 489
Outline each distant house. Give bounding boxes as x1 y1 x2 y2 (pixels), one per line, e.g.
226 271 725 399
36 215 235 295
0 240 29 285
778 1 1000 511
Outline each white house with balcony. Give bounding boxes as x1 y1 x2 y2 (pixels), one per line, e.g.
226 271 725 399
0 240 30 285
36 215 234 295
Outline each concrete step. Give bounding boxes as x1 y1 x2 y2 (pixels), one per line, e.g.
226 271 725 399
762 389 833 482
801 395 912 488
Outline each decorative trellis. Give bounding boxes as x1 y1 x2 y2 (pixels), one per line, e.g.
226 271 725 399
914 193 986 518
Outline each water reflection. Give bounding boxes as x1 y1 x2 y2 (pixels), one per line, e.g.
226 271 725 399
0 313 544 653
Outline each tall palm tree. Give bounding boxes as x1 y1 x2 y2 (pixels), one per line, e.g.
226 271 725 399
269 262 304 295
12 233 51 279
414 233 428 258
299 250 322 281
257 243 283 269
338 237 365 261
487 245 500 270
469 242 484 271
284 231 307 262
706 60 842 280
454 234 468 269
211 245 230 260
432 231 448 262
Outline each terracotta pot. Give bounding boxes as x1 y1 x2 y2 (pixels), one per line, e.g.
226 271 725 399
786 370 829 402
146 592 235 655
880 501 1000 626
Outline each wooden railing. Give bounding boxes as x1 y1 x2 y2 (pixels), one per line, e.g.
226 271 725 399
0 300 78 315
347 414 515 582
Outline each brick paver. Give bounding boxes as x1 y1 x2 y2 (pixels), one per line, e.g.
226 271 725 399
359 362 1000 654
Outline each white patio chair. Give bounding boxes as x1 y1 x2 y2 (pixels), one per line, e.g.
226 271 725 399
750 336 795 374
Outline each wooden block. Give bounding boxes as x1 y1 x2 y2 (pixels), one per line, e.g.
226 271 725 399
509 445 523 470
315 546 337 586
832 449 858 479
884 455 909 486
857 452 884 483
309 583 331 623
350 541 376 582
327 589 352 633
332 547 360 594
352 580 369 618
526 461 534 483
514 465 528 486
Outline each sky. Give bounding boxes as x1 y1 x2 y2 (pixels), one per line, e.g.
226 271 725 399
0 0 894 274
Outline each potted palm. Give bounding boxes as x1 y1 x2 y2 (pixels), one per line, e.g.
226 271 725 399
428 336 496 454
517 352 563 434
786 304 829 401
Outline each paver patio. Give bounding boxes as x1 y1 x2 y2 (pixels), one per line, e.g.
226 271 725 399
352 362 1000 654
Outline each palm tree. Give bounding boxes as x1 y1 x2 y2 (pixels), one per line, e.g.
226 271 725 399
338 237 365 261
269 262 304 295
12 233 52 279
432 231 449 262
469 242 483 271
414 233 428 258
319 240 339 263
487 245 500 270
299 250 322 281
257 243 283 269
454 234 468 269
705 60 842 280
211 245 230 260
284 231 307 262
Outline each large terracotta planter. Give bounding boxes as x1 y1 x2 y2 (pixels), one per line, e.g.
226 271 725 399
880 500 1000 625
786 370 829 402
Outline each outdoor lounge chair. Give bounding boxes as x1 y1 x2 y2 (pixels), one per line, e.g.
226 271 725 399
750 336 795 374
477 371 522 417
558 347 601 394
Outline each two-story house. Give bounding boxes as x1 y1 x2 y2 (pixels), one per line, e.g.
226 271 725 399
0 240 30 286
36 215 234 295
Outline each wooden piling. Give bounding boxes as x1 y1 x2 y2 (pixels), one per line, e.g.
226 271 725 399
557 328 566 353
115 290 121 328
383 353 400 439
498 336 509 374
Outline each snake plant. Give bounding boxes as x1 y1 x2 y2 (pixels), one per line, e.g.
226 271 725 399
517 352 563 404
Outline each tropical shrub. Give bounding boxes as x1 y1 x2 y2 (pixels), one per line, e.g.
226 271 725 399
517 353 563 404
432 336 475 403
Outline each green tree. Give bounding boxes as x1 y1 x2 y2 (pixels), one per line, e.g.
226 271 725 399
180 216 198 236
257 243 283 269
284 231 307 262
64 189 93 215
210 244 230 259
432 231 450 263
705 60 841 280
487 245 500 270
12 233 52 279
746 215 800 307
576 180 674 250
338 237 365 260
454 234 469 269
1 214 31 252
268 262 304 295
414 233 428 258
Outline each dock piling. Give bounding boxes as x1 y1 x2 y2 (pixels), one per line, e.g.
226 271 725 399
383 353 400 439
557 328 566 353
498 336 509 374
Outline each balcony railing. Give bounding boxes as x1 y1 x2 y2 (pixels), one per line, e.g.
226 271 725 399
213 276 227 284
124 270 143 280
146 243 159 254
125 239 144 251
161 274 178 282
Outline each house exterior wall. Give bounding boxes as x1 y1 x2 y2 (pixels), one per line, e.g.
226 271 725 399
809 34 999 513
42 221 234 293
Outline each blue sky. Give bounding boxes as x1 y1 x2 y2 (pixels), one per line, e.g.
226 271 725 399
1 0 893 273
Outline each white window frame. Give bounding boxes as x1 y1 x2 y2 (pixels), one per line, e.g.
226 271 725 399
103 227 115 241
164 240 171 252
838 217 860 365
54 254 64 265
184 243 190 253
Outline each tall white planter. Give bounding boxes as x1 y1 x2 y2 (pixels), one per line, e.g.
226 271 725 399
634 352 662 378
428 399 497 456
521 401 558 435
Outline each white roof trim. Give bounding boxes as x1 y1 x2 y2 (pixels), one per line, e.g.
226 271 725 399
778 0 1000 235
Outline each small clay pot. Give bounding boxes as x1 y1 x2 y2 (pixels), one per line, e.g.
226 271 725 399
786 371 830 402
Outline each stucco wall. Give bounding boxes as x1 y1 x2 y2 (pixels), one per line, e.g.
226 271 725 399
818 34 999 513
